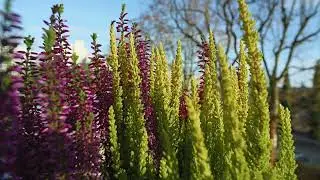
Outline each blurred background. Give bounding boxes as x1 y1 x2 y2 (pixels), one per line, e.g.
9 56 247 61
5 0 320 179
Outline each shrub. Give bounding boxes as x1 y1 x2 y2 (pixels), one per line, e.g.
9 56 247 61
0 0 297 179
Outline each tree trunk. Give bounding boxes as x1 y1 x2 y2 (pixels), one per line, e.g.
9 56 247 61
269 78 279 166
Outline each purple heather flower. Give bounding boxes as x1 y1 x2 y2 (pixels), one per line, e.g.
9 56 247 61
0 1 23 177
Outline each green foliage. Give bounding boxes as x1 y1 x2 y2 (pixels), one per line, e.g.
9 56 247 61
24 35 35 51
276 105 297 180
218 45 249 180
108 106 127 180
21 35 37 85
237 41 249 134
170 40 183 149
8 1 299 179
159 44 171 95
109 23 124 144
238 0 271 176
185 96 213 180
178 117 193 180
124 33 150 179
42 27 56 53
117 31 131 173
71 53 79 63
200 31 225 178
4 0 11 12
91 33 98 42
153 46 179 180
52 4 64 15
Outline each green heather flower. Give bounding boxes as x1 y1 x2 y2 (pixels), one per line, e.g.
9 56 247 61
153 46 179 180
185 95 213 180
238 0 271 176
199 31 224 177
238 41 249 134
124 33 150 178
170 40 184 148
108 106 127 179
109 23 124 142
275 105 297 180
218 45 249 180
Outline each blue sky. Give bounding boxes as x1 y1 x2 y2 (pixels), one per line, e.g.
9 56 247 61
8 0 143 53
3 0 320 86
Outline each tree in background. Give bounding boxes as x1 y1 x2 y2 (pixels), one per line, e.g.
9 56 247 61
139 0 320 164
281 70 291 109
312 61 320 140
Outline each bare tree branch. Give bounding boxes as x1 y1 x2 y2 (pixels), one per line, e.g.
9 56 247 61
139 0 320 84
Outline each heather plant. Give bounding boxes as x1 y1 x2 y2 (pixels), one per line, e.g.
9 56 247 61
108 106 127 179
35 16 75 179
170 40 183 149
237 41 249 134
187 79 213 180
0 0 298 179
275 105 297 180
88 32 112 178
153 45 179 179
15 35 42 178
218 45 249 179
199 31 224 178
69 58 101 178
238 0 272 177
123 33 150 178
0 1 22 177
